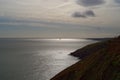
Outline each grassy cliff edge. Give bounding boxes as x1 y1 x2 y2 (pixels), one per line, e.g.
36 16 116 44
50 36 120 80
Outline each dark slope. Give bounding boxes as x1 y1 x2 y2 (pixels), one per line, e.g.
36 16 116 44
51 36 120 80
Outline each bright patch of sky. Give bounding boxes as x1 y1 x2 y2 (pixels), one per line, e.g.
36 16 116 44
0 0 120 38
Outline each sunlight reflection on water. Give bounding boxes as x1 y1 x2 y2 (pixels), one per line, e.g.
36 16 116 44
25 38 89 42
0 38 96 80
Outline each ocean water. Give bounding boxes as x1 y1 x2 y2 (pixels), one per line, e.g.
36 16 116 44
0 38 96 80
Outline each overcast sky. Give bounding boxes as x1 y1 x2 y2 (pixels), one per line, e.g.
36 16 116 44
0 0 120 38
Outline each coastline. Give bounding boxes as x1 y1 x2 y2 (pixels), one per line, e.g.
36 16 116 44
50 36 120 80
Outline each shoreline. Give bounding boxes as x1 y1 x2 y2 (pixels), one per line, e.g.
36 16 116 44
51 36 120 80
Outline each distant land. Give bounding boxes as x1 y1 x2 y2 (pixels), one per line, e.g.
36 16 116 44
51 36 120 80
85 38 112 41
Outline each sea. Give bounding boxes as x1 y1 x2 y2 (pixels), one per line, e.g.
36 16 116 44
0 38 97 80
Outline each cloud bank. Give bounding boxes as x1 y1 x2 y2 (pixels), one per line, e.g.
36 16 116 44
76 0 105 6
72 10 95 18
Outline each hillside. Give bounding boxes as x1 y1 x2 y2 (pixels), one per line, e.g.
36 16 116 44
50 36 120 80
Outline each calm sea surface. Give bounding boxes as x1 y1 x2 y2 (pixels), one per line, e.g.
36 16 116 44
0 38 97 80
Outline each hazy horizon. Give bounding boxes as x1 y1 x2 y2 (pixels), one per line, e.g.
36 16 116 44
0 36 112 39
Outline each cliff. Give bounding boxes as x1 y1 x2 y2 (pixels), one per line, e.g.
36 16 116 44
50 36 120 80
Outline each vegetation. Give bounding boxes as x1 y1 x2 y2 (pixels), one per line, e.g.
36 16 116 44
51 36 120 80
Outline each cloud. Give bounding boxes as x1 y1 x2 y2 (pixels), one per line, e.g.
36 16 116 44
72 10 95 18
85 10 95 16
76 0 105 7
72 12 87 18
114 0 120 4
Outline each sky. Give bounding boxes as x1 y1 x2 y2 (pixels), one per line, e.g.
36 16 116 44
0 0 120 38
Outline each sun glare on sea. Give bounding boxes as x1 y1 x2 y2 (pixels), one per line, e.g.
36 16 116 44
55 38 86 42
26 38 88 42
